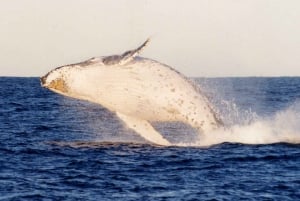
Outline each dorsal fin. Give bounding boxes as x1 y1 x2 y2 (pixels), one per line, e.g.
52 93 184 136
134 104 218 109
103 38 150 65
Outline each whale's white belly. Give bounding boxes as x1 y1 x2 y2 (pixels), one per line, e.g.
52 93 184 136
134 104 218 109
66 59 219 132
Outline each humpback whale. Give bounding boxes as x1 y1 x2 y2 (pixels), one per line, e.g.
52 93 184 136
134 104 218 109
41 39 222 145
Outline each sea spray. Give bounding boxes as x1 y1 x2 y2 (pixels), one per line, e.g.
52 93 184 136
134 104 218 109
182 101 300 147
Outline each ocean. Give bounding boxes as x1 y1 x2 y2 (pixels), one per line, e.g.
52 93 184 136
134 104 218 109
0 77 299 200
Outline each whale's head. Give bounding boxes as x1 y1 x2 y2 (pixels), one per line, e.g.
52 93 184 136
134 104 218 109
41 38 150 97
40 65 73 95
41 57 104 99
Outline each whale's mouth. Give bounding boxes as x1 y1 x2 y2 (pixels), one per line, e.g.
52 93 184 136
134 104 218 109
40 75 47 86
40 76 69 93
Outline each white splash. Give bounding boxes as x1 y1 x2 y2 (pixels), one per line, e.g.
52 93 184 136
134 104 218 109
177 102 300 147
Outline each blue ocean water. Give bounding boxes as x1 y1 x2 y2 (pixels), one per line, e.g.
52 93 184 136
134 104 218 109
0 77 299 200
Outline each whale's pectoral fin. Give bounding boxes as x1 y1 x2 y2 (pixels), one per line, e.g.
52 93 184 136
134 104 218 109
116 112 171 146
103 38 150 66
119 38 150 65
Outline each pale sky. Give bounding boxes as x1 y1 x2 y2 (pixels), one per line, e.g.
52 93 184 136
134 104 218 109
0 0 300 77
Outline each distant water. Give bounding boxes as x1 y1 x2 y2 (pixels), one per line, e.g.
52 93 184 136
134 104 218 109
0 77 299 200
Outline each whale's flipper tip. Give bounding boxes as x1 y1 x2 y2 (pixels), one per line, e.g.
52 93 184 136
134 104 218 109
103 38 151 66
119 38 150 64
116 112 171 146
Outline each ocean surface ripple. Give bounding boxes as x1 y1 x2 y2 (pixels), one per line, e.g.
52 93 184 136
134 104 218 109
0 77 299 200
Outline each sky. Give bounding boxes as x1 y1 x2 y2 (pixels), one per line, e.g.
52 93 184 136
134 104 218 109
0 0 299 77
